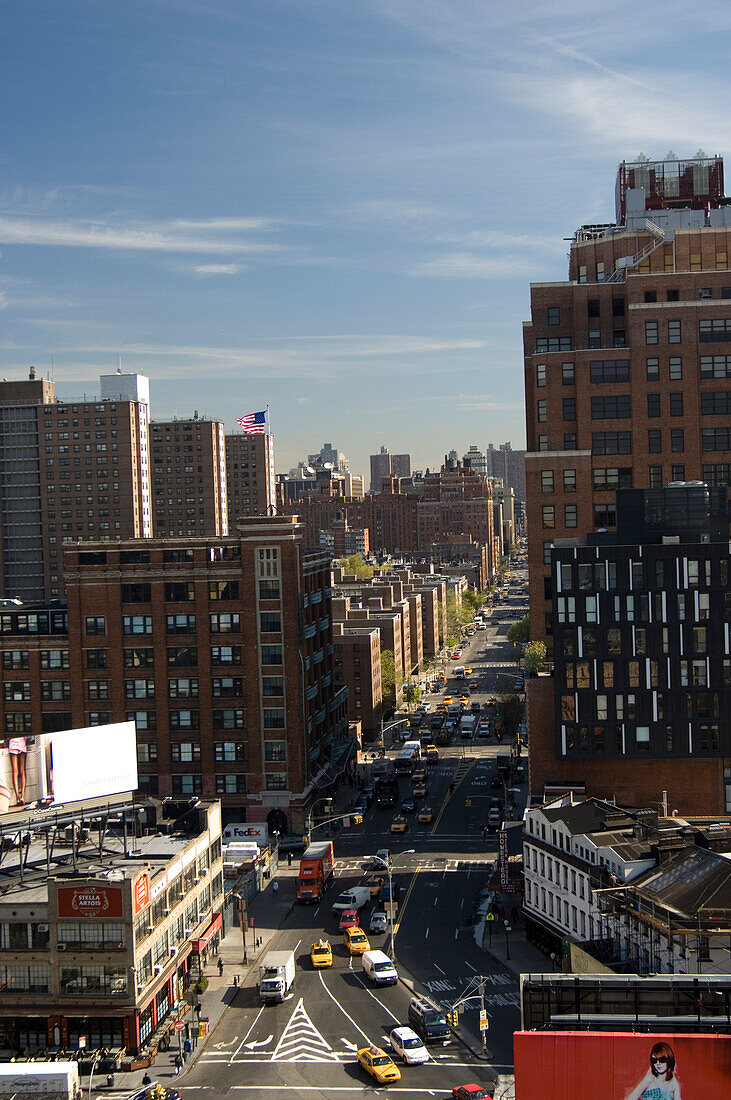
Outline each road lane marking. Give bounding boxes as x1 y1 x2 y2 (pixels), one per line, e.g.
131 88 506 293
392 866 419 941
424 926 429 939
272 996 338 1062
229 1005 264 1064
465 961 477 972
317 969 371 1044
353 974 401 1024
434 963 445 975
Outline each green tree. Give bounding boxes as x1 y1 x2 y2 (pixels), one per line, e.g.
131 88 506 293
497 691 525 743
380 648 396 704
524 639 547 675
444 591 461 645
507 614 530 646
337 553 374 580
403 681 421 711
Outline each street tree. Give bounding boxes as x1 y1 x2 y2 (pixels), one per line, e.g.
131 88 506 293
336 553 374 580
524 640 546 675
497 691 525 742
380 648 396 705
507 614 530 646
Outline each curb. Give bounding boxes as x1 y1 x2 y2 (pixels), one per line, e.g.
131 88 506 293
180 895 299 1077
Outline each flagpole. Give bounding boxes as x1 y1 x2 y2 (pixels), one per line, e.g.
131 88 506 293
266 404 271 437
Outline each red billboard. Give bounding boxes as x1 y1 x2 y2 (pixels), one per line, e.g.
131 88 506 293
514 1031 731 1099
133 873 150 915
57 884 124 919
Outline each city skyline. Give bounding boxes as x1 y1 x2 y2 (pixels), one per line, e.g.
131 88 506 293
1 1 726 472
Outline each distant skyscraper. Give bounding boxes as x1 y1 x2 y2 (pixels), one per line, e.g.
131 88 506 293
486 441 526 503
226 431 276 523
369 446 411 491
463 445 488 477
308 442 349 472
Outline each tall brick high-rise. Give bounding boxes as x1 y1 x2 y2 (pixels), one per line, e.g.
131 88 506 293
225 432 276 524
0 370 151 602
524 154 731 648
151 416 228 536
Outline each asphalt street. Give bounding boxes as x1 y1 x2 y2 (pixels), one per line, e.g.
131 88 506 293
181 572 529 1098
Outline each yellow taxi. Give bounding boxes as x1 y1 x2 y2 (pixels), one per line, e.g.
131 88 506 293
357 1045 402 1085
343 926 371 956
459 695 470 706
391 814 408 834
310 939 333 968
443 695 454 705
465 667 473 675
365 876 384 899
417 805 434 823
426 745 439 763
413 780 428 799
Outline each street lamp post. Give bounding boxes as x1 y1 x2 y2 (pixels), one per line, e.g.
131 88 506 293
306 796 334 841
88 1051 101 1100
369 850 414 962
504 920 512 960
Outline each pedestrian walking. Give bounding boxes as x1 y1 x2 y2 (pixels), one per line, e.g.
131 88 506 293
511 905 519 925
141 1072 152 1085
174 1054 183 1075
272 880 279 895
194 1001 202 1019
287 851 292 867
218 957 224 976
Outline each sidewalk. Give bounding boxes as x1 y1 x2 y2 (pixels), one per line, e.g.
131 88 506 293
81 869 302 1096
479 915 551 978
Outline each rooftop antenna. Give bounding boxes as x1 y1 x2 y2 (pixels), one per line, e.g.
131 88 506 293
50 355 54 381
117 356 122 375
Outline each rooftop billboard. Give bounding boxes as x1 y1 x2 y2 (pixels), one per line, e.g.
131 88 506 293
514 1031 731 1100
0 722 138 819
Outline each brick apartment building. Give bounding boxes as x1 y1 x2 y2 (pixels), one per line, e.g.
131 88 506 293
524 154 731 649
151 416 228 536
0 517 348 832
0 370 151 603
528 484 731 814
225 431 276 525
332 622 383 739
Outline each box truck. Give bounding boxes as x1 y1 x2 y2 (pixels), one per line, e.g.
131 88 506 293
297 840 335 903
0 1062 80 1100
258 949 296 1004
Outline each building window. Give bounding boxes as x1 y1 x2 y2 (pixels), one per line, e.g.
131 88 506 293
648 430 662 454
537 400 547 423
563 469 576 492
211 645 241 665
214 741 246 762
646 358 659 381
125 679 155 700
172 774 203 795
647 393 661 418
592 432 631 455
265 773 287 791
259 580 280 600
669 392 684 416
564 505 577 528
169 677 199 699
671 428 685 453
645 321 658 344
261 645 283 665
702 428 731 451
644 290 657 303
543 542 553 566
209 581 239 601
668 319 681 343
260 612 282 633
166 614 196 634
701 355 731 378
593 467 631 491
542 505 555 529
669 356 683 380
123 615 153 635
563 434 577 450
594 504 616 527
563 398 576 421
547 307 560 326
591 395 630 419
671 464 685 481
701 391 731 415
562 362 574 385
170 709 199 729
536 337 571 353
215 774 247 794
85 616 106 636
588 330 602 349
699 318 731 342
209 613 241 633
171 741 201 763
122 583 151 603
587 299 600 318
541 470 554 493
536 363 546 387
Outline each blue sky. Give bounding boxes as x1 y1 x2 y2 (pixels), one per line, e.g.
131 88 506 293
1 0 727 475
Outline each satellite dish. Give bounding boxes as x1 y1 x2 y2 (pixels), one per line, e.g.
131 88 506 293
323 461 334 470
306 466 315 475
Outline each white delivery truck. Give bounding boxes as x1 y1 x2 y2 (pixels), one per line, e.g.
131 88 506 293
460 714 476 738
0 1062 80 1100
259 949 296 1004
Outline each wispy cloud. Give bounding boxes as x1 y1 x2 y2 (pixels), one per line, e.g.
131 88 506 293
409 252 538 279
191 263 243 277
41 333 488 384
0 215 283 256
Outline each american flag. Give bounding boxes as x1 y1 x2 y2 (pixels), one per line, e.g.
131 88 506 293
236 410 266 434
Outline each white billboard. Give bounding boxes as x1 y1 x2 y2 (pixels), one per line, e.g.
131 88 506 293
0 722 138 818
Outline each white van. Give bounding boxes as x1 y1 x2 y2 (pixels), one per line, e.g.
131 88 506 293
362 949 398 985
332 886 371 914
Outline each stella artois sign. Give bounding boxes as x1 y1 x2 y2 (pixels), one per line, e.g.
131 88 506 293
57 884 123 919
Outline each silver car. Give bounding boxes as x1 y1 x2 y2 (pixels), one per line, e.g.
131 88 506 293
369 910 388 934
390 1026 429 1065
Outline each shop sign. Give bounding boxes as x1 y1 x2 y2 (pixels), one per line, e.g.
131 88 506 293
58 884 123 919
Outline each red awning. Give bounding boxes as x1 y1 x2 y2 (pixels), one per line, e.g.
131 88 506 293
191 912 223 954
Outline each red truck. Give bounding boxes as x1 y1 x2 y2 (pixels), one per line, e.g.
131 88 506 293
297 840 335 903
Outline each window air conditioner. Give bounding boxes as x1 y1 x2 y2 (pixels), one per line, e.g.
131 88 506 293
154 965 162 975
57 943 67 951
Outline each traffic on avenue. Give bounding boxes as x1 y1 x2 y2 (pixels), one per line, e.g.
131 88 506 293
182 569 529 1099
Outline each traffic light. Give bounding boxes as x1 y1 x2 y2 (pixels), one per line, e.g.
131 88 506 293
353 814 363 825
447 1010 459 1028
